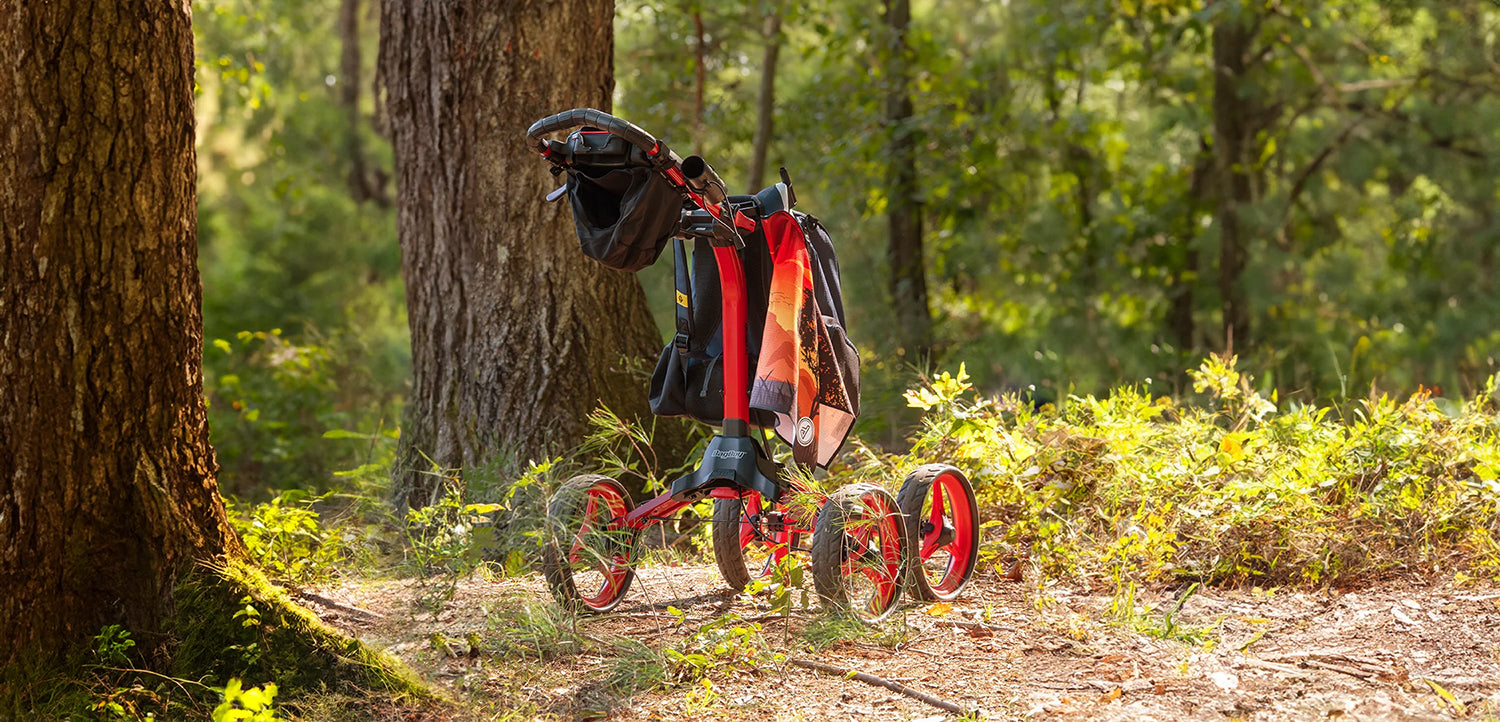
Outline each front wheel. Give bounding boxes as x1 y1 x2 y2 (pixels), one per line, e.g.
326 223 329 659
712 492 796 592
541 475 638 613
896 465 980 602
811 483 904 623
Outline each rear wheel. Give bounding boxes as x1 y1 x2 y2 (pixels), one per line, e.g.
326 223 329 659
896 465 979 601
541 475 637 613
811 483 904 623
712 492 797 592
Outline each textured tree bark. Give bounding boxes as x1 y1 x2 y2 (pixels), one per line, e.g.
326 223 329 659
883 0 932 359
380 0 663 507
746 9 782 193
0 0 234 665
1211 14 1258 350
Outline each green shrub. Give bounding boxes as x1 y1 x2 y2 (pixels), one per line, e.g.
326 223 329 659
228 490 345 586
885 356 1500 590
203 329 403 499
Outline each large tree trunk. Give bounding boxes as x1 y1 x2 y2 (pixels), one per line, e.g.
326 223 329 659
0 0 234 665
746 8 782 193
1211 13 1257 350
883 0 932 359
380 0 663 508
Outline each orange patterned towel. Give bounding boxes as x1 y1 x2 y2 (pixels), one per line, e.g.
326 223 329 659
750 211 858 468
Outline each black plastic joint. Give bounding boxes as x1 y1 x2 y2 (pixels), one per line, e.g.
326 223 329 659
673 332 690 354
650 140 675 170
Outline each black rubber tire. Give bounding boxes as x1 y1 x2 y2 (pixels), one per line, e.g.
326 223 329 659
810 483 904 623
896 464 981 602
713 494 802 592
541 474 637 613
712 496 756 592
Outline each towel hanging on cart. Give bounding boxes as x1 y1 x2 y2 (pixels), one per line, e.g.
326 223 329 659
750 212 860 468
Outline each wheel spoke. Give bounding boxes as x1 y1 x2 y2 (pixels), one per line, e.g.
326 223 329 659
920 533 943 559
870 565 895 601
928 483 946 529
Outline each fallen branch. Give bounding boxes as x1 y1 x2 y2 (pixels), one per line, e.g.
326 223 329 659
1264 653 1388 681
788 657 974 716
933 619 1019 634
1300 659 1376 680
293 589 386 621
1235 657 1313 679
1035 678 1153 693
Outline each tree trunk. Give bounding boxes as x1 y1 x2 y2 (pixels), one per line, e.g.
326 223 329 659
747 8 782 193
0 0 234 665
339 0 387 206
1168 138 1216 357
1211 13 1257 350
693 8 706 139
883 0 932 359
380 0 663 508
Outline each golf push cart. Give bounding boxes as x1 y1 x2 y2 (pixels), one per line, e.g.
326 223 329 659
527 108 979 622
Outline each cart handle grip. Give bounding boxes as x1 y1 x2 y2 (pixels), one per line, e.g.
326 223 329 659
526 108 661 156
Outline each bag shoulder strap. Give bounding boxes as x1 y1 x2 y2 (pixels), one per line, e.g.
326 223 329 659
673 236 692 353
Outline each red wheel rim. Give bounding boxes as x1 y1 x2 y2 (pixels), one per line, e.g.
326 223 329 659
917 471 976 595
565 483 632 609
838 491 902 619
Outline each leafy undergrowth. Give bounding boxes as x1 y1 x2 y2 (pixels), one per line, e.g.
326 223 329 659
877 354 1500 591
83 353 1492 719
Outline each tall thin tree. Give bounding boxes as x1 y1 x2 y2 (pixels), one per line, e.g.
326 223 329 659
1211 8 1261 350
883 0 932 359
0 0 235 664
747 5 783 193
380 0 664 507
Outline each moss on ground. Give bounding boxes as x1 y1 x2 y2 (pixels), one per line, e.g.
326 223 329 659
169 560 435 706
4 558 438 720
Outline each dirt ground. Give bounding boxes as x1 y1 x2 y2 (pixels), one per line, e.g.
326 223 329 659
308 563 1500 721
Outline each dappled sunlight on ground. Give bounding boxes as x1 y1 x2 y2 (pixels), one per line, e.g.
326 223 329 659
301 563 1500 720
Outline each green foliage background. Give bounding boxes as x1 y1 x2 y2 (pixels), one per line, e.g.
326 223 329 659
192 0 1500 497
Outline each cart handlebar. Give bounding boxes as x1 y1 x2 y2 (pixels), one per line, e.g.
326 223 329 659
526 107 661 156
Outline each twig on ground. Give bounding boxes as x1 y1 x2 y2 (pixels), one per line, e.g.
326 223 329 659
293 589 387 620
1300 659 1376 680
788 657 975 716
1034 678 1150 692
1234 657 1314 679
933 619 1019 634
1453 592 1500 601
1264 653 1389 680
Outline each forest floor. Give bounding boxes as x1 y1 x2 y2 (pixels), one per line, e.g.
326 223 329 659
306 563 1500 721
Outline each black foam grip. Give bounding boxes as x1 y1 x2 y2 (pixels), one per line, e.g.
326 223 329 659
525 108 658 153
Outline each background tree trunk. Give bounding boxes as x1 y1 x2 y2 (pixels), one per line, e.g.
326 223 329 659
693 7 706 139
380 0 663 508
1211 12 1258 350
884 0 932 359
747 8 782 193
339 0 388 206
0 0 234 665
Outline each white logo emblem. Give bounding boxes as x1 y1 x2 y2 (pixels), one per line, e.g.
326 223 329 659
795 417 815 446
